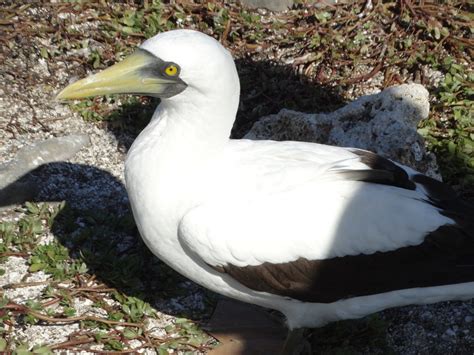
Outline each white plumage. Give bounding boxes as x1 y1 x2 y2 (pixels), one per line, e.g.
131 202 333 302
59 29 474 337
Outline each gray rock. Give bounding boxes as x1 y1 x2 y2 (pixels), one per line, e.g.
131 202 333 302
240 0 293 12
0 134 90 208
245 84 440 177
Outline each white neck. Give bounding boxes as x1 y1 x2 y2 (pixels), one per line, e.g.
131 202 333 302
130 84 238 168
124 86 238 263
125 79 239 207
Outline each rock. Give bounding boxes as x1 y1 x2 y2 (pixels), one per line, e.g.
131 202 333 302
0 134 90 208
245 84 440 178
445 328 456 337
240 0 293 12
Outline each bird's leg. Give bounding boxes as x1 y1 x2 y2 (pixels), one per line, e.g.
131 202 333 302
280 328 308 355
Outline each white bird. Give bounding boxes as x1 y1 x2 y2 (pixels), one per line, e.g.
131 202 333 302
58 29 474 353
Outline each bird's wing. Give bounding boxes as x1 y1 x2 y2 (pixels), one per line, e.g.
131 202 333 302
180 145 474 303
221 139 420 195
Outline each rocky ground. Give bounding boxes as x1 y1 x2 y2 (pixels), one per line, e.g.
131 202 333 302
1 1 473 354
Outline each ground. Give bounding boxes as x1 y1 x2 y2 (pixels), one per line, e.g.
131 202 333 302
0 1 473 354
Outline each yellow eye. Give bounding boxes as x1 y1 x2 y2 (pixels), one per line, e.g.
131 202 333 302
165 64 178 76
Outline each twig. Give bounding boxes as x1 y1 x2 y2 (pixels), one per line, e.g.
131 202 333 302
343 61 383 85
1 280 54 291
69 287 116 293
85 349 138 354
49 335 95 350
4 303 143 328
41 297 63 308
221 18 231 44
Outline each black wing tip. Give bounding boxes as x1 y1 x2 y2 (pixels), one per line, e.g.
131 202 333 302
351 149 416 190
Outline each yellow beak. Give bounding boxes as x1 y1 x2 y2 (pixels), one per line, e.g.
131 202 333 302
56 49 182 100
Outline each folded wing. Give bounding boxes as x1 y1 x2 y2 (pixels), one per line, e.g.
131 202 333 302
179 147 474 303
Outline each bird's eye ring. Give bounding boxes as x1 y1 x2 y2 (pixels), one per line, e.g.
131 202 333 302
165 64 179 77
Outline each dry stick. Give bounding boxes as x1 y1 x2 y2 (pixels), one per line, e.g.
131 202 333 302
1 280 52 289
85 349 138 354
68 287 116 293
449 36 474 46
86 273 97 284
142 330 154 350
40 285 85 308
0 252 29 258
4 303 142 328
221 18 231 45
49 336 95 350
343 60 383 85
145 334 210 352
41 297 63 308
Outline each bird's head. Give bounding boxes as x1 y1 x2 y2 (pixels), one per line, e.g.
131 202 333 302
57 30 239 102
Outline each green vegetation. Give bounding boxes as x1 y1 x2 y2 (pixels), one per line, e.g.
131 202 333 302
420 57 474 191
0 203 213 353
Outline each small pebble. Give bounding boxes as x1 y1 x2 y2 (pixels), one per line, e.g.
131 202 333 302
445 328 456 337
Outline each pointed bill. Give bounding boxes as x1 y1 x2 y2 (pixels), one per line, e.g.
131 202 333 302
56 49 186 100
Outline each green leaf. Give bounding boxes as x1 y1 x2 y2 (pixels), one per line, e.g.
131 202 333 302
123 328 138 339
94 331 106 342
106 339 124 351
109 312 124 321
93 55 101 69
315 11 332 23
122 304 131 315
25 314 38 325
29 263 45 272
122 16 135 27
121 26 137 35
0 338 6 351
32 345 53 354
448 141 457 155
40 48 49 59
166 340 179 349
25 202 40 214
15 348 33 355
64 308 76 317
175 317 188 324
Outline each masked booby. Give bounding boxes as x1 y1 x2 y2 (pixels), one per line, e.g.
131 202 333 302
57 29 474 353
